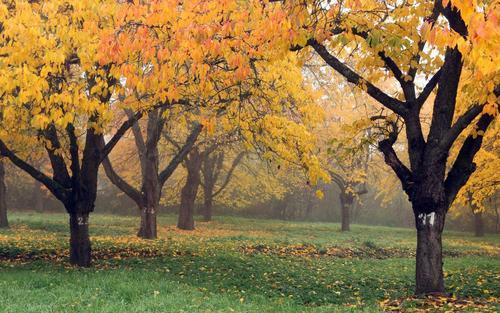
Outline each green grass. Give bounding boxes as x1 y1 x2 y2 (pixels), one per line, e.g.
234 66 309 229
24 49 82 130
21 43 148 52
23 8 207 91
0 212 499 312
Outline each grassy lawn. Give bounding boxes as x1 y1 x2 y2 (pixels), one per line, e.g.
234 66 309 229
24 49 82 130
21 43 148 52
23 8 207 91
0 212 499 312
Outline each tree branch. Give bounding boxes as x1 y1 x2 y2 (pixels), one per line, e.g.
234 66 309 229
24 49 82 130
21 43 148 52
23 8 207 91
378 139 414 198
0 140 68 202
444 113 495 208
438 0 468 37
440 104 484 152
100 110 145 161
416 69 442 108
159 123 203 186
124 109 146 164
212 152 245 198
40 124 71 187
309 39 408 116
66 123 80 180
327 169 346 190
101 156 142 205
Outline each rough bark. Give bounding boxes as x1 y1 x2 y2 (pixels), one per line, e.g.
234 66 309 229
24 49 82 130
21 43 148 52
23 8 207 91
177 148 202 230
415 210 445 295
137 206 158 239
0 160 8 228
136 111 163 238
69 212 91 267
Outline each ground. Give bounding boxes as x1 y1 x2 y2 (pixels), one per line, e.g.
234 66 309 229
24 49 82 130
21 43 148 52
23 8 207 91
0 212 498 312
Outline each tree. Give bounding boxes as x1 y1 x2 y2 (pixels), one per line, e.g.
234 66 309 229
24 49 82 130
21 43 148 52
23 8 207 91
305 58 376 230
99 0 326 236
281 0 499 294
201 149 245 221
0 0 152 266
103 111 202 239
173 140 244 229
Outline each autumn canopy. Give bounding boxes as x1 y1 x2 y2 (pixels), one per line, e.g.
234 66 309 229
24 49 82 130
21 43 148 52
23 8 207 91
0 0 498 302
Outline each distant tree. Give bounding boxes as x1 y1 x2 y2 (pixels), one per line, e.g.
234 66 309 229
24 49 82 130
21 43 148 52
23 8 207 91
103 114 202 239
100 0 326 235
201 150 245 221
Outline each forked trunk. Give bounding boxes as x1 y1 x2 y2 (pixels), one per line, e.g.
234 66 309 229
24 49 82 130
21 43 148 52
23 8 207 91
69 212 91 267
137 205 158 239
415 210 445 295
473 211 485 237
0 160 8 228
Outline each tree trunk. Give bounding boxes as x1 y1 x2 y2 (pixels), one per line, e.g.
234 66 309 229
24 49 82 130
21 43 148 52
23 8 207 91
0 160 8 228
415 210 445 295
69 212 91 267
203 192 213 222
177 148 202 230
340 192 352 232
137 205 158 239
473 211 485 237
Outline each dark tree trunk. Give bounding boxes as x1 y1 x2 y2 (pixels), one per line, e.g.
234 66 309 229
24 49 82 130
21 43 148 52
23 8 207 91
415 210 446 295
178 148 202 230
473 211 485 237
137 149 161 238
137 205 158 239
340 192 352 232
0 160 8 228
203 191 213 222
69 212 91 267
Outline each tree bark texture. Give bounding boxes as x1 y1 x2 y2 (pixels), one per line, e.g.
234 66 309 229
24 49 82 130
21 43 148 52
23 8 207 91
415 210 445 295
178 148 202 230
69 212 91 267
